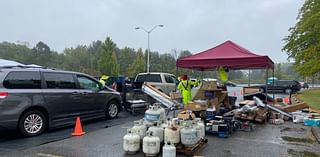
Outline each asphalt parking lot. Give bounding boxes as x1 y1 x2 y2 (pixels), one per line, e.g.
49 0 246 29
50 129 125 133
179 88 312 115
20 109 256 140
1 116 318 157
0 87 319 157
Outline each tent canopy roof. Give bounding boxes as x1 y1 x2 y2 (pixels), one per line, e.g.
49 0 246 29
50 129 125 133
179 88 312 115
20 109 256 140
176 40 274 70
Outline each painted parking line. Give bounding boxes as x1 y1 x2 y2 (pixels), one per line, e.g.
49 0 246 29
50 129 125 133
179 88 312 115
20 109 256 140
37 153 64 157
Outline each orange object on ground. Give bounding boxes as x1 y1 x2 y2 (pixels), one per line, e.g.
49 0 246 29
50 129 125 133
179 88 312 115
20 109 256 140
72 117 85 136
283 97 290 104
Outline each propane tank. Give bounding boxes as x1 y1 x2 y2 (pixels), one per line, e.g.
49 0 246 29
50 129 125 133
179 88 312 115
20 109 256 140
143 131 160 156
144 105 161 126
154 103 166 122
123 129 140 154
195 118 205 139
180 122 198 147
148 122 164 143
131 119 147 139
164 122 180 145
162 142 176 157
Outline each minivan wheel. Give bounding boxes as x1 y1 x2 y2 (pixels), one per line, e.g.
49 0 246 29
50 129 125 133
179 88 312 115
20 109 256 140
285 88 292 94
106 101 119 119
18 110 46 137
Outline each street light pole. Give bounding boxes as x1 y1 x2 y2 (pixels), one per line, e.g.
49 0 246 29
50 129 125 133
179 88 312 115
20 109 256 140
135 25 164 73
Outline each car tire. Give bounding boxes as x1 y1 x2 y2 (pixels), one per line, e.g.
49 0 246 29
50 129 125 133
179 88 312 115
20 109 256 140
284 88 292 94
106 101 119 119
18 110 46 137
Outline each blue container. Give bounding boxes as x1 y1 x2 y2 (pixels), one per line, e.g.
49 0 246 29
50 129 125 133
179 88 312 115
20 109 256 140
303 119 320 126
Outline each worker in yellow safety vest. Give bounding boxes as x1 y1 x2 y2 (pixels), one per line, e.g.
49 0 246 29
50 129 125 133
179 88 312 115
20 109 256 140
219 66 229 83
177 74 200 105
99 75 109 86
218 66 229 90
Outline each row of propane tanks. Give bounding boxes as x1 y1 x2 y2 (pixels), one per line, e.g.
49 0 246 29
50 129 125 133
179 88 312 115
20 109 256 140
123 103 205 157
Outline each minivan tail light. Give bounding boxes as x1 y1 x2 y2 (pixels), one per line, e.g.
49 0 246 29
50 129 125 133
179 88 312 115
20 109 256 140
0 92 8 98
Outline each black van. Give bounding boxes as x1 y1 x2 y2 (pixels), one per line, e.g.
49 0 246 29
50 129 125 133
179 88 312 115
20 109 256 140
0 66 121 136
260 80 301 94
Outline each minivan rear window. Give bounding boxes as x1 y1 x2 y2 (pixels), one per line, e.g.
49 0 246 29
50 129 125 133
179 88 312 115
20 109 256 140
43 73 76 89
3 71 41 89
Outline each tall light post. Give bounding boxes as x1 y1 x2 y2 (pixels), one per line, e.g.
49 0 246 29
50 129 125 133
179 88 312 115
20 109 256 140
135 25 164 73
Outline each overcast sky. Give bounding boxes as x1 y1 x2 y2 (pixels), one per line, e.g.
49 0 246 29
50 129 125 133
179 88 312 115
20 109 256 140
0 0 304 63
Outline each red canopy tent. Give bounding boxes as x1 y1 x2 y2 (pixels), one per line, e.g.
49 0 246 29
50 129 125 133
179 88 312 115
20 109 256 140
176 40 274 70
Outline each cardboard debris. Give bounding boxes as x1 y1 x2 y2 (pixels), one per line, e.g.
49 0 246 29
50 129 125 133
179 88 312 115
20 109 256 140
201 81 217 91
178 110 196 120
243 87 261 94
239 100 256 107
193 90 206 100
185 101 208 111
170 91 182 100
281 102 309 112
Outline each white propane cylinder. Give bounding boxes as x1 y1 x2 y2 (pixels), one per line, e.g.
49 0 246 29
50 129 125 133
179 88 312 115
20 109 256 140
180 123 198 147
123 129 140 154
148 122 164 143
144 105 161 126
131 120 147 140
155 103 166 122
164 123 180 145
143 131 160 156
195 118 205 139
162 142 176 157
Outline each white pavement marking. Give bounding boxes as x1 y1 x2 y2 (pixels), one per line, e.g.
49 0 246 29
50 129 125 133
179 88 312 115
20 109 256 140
37 153 64 157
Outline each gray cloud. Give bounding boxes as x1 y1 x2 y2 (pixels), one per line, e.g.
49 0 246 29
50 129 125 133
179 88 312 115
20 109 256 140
0 0 303 63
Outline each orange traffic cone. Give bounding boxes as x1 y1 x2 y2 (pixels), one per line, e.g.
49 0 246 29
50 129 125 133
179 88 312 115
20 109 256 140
72 117 85 136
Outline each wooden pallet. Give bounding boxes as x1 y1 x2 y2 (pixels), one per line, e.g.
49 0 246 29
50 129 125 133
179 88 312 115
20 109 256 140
176 138 208 156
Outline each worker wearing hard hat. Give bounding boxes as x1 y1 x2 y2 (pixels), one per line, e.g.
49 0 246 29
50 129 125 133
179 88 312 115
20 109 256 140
99 75 109 86
177 74 199 105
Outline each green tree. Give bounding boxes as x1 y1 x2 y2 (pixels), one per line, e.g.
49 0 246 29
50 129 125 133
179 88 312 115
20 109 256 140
119 47 135 76
127 48 145 77
97 37 119 76
283 0 320 78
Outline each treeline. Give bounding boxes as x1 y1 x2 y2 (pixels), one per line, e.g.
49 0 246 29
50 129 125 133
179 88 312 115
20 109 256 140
0 37 184 78
0 37 304 83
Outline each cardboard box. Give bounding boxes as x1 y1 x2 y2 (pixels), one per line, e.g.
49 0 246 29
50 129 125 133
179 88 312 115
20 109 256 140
185 101 208 111
201 81 217 91
169 91 182 100
177 111 196 120
243 87 261 94
193 90 206 100
208 97 219 108
281 102 309 112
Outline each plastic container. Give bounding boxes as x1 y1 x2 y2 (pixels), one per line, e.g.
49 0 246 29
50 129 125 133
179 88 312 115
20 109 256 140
162 142 176 157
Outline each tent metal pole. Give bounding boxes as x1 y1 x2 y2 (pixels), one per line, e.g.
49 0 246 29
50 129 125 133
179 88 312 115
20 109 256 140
272 67 275 104
265 66 268 102
248 69 251 87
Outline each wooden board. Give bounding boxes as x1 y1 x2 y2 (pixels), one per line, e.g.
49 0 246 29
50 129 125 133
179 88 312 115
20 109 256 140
176 138 208 156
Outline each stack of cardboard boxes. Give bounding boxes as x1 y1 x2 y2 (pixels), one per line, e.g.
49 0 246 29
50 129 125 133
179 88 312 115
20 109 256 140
187 81 230 113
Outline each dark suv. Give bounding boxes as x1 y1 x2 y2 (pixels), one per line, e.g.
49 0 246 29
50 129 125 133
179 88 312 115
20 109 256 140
0 66 122 136
259 80 301 94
